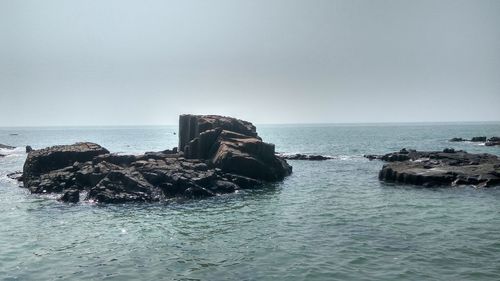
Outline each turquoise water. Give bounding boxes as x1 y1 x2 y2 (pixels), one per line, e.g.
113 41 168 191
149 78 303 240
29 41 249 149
1 123 500 280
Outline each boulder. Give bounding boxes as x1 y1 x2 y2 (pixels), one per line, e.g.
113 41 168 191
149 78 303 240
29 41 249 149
449 137 465 142
485 137 500 147
25 146 33 153
209 131 292 181
23 142 109 188
59 189 80 203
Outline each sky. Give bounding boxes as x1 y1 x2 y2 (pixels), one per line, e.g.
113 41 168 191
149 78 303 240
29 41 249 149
1 0 499 126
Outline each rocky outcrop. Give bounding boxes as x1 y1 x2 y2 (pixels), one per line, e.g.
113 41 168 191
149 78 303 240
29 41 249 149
449 136 500 146
179 115 292 181
277 153 334 161
17 115 292 203
22 142 110 189
371 148 500 188
486 137 500 147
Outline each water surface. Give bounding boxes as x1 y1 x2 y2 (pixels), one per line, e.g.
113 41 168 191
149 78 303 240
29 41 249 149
1 123 500 280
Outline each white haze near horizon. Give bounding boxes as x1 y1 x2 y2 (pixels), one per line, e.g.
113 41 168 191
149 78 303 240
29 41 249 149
1 0 499 127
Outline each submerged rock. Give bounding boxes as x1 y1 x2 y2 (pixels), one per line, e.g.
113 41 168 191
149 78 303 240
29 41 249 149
59 189 80 203
17 115 292 203
0 143 15 149
277 153 334 161
7 171 23 181
373 149 500 188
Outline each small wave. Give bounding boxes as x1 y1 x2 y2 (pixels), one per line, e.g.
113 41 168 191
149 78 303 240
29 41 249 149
338 155 365 161
0 174 20 186
0 146 26 156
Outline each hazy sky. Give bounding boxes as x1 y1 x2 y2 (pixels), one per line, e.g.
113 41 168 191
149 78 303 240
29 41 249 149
1 0 499 126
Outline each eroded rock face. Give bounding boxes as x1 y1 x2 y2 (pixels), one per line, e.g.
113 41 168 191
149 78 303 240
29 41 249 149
179 115 292 181
372 149 500 188
18 115 292 203
179 114 258 153
23 142 110 189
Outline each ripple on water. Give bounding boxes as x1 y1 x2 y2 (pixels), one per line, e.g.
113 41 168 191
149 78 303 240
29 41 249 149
1 124 500 280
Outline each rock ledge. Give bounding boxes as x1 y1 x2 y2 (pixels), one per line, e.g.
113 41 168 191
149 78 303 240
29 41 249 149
368 148 500 187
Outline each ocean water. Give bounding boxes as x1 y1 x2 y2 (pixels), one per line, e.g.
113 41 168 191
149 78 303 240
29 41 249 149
1 123 500 281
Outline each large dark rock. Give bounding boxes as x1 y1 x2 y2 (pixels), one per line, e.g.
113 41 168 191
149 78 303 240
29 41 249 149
23 142 109 188
373 149 500 188
210 131 292 181
486 137 500 147
179 115 292 181
179 114 258 153
17 115 292 204
59 189 80 203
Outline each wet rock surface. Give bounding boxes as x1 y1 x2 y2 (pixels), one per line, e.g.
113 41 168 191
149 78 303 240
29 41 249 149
0 143 15 149
368 148 500 187
277 153 334 161
17 115 292 203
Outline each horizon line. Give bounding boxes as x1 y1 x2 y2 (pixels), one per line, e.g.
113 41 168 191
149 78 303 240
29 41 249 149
1 120 500 128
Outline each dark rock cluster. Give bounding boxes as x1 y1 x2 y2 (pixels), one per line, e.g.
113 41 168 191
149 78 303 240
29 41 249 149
450 136 500 146
368 148 500 188
18 115 292 203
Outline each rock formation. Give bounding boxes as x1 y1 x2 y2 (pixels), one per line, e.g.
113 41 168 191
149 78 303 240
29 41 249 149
179 115 291 181
17 115 292 203
276 153 334 161
449 136 500 146
368 148 500 188
486 137 500 147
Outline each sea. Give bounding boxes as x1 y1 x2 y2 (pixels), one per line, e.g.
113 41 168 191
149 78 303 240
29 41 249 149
1 123 500 281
